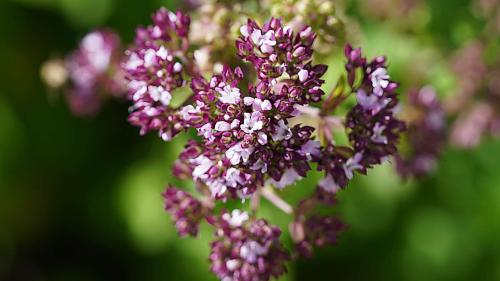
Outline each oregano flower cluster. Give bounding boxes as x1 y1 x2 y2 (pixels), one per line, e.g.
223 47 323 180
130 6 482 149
120 7 406 281
207 212 290 281
42 5 406 281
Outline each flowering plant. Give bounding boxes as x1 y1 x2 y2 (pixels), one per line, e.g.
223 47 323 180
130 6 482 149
35 0 500 279
119 7 405 280
42 3 407 280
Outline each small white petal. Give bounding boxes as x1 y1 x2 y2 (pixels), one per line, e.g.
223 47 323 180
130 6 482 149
260 100 272 111
260 44 274 54
173 62 182 73
243 97 255 106
152 26 162 37
257 132 268 145
191 156 213 179
159 91 171 106
218 85 241 104
168 11 177 22
126 53 143 70
240 25 250 37
156 46 168 60
215 121 231 132
230 119 241 129
250 30 262 45
223 209 249 227
226 259 240 271
298 69 309 82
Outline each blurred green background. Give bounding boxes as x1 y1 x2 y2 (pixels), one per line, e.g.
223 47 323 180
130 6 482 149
0 0 500 280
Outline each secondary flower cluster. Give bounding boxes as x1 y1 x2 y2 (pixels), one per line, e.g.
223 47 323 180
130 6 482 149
293 214 346 258
41 30 125 116
396 86 445 178
269 0 345 53
39 5 403 281
446 40 500 148
208 211 290 281
123 8 191 140
315 45 405 194
162 186 207 237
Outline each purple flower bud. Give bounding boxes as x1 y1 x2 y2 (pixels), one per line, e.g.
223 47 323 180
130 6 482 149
344 44 363 66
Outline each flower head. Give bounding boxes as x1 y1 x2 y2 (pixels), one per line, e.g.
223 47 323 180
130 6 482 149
163 186 208 237
344 45 405 168
237 18 327 106
64 30 124 115
209 215 290 281
123 8 191 140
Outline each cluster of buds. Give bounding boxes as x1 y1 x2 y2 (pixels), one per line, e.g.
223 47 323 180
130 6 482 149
396 86 445 178
164 184 293 280
293 215 346 257
162 186 208 237
123 8 192 140
41 30 125 116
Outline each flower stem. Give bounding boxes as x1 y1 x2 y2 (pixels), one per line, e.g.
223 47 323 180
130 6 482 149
261 186 294 215
250 191 260 217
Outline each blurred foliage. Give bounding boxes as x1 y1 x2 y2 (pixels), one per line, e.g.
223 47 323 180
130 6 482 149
0 0 499 280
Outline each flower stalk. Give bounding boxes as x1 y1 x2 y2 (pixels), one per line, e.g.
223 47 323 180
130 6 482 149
261 186 294 215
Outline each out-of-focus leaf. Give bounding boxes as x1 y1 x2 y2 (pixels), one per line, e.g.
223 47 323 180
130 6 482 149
0 96 23 186
117 158 175 255
400 207 478 281
339 163 414 235
7 0 57 9
169 86 192 109
58 0 116 28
